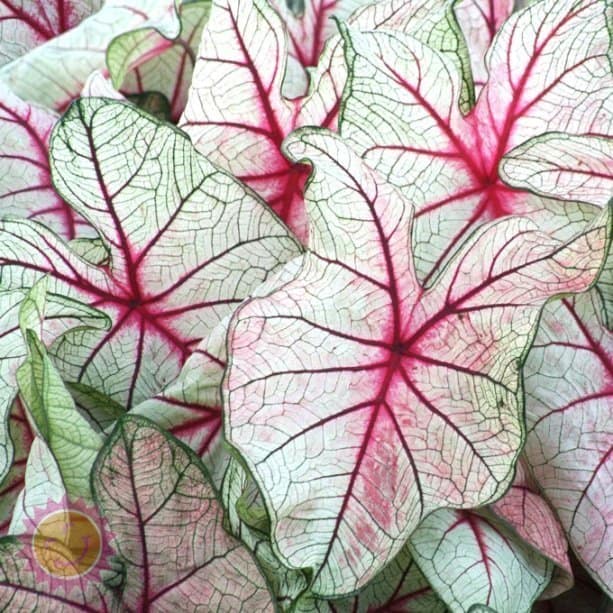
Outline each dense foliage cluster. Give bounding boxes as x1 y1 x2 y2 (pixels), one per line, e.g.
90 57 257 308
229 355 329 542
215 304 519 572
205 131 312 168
0 0 610 611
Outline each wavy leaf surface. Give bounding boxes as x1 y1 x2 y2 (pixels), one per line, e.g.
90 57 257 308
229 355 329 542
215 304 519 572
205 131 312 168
224 130 611 596
93 415 274 611
0 0 102 66
0 98 301 411
523 291 612 597
340 0 611 279
0 280 108 484
408 508 553 613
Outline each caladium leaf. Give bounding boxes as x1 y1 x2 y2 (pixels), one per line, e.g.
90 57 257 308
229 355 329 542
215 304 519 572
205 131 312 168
0 0 102 66
0 0 181 110
131 320 227 486
488 459 572 599
180 0 470 241
221 456 310 610
0 84 90 239
523 291 613 597
0 536 115 612
93 414 275 610
500 133 613 207
407 508 553 613
453 0 515 91
267 0 371 99
7 437 67 536
0 401 33 534
340 0 612 279
0 97 301 411
0 280 109 484
323 542 446 612
16 332 103 501
110 0 210 122
225 130 611 596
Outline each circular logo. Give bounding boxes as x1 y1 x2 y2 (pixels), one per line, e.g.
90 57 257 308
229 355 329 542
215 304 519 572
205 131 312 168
32 509 102 578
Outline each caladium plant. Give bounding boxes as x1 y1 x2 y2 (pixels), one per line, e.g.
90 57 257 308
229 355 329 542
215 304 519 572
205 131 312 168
0 0 611 610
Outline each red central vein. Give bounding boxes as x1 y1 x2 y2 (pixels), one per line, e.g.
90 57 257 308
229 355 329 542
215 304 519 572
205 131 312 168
0 1 55 38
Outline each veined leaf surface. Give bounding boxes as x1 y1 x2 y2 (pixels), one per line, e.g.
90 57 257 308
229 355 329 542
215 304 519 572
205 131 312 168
0 98 301 411
454 0 515 91
224 130 611 596
0 0 102 66
0 85 89 239
407 508 553 613
500 133 613 207
180 0 468 241
0 0 181 110
93 415 274 611
523 292 613 597
340 0 611 279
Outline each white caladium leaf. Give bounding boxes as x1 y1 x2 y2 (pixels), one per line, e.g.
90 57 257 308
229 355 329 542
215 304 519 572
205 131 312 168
267 0 371 99
523 291 613 597
500 133 613 207
0 98 301 411
93 414 275 611
180 0 309 239
0 0 102 66
488 459 572 599
340 0 612 280
7 437 67 536
111 0 210 122
224 130 611 596
16 333 103 501
453 0 515 91
0 536 115 611
221 457 310 610
0 0 181 110
0 280 109 484
131 320 227 486
323 542 446 612
0 85 90 239
180 0 469 241
407 508 553 613
0 401 33 534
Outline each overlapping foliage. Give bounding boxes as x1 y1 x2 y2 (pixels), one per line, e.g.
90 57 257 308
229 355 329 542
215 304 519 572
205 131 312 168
0 0 610 611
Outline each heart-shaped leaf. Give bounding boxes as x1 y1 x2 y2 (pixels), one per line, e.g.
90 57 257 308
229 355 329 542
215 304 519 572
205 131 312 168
523 291 612 597
407 508 553 613
0 97 301 412
224 130 611 596
340 0 611 279
0 0 102 66
0 84 90 238
93 414 275 610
